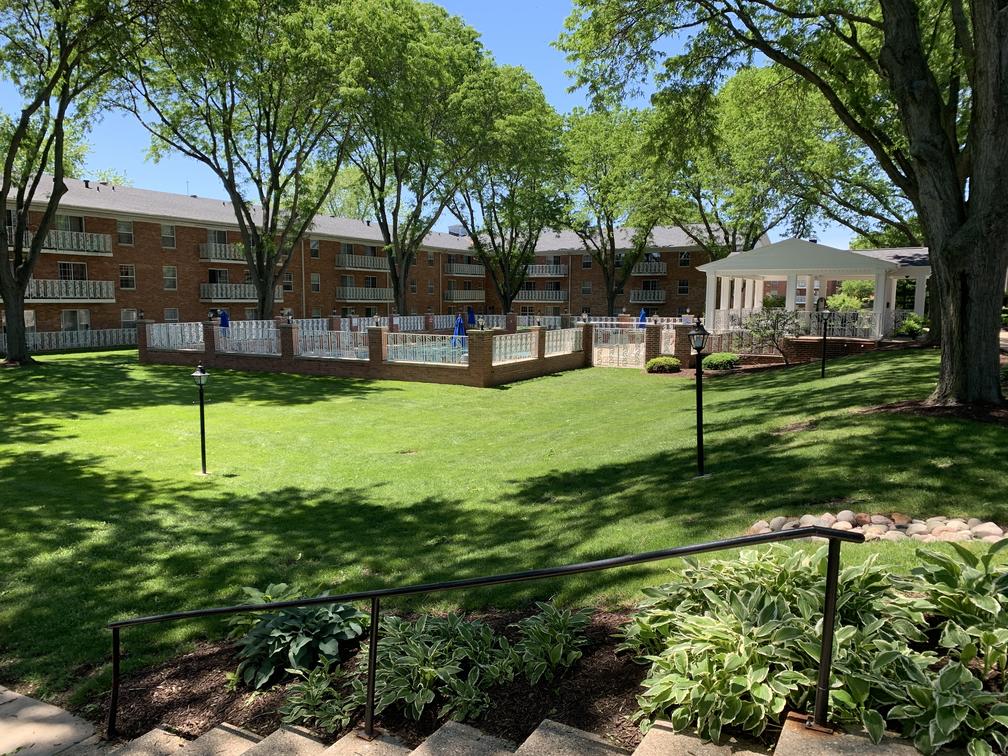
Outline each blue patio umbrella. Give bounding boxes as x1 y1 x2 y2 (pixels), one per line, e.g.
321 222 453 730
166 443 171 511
467 306 476 326
451 313 465 348
638 307 647 328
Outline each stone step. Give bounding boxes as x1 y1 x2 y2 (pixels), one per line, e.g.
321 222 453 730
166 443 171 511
514 719 630 756
633 721 767 756
773 713 917 756
0 690 97 756
115 727 188 756
57 734 120 756
410 722 515 755
240 728 327 756
182 724 262 756
324 730 409 756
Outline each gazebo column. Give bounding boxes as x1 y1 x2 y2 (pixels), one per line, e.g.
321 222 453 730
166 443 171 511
804 275 816 311
753 279 764 309
872 271 887 338
732 277 744 310
913 274 929 315
785 273 798 310
719 276 732 310
704 271 717 326
743 278 756 309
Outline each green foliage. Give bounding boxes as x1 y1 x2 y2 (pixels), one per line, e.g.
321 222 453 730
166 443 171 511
235 600 368 690
226 583 303 639
838 280 875 303
646 356 682 373
280 657 359 733
511 602 591 685
743 309 799 364
826 293 864 312
895 314 927 339
701 352 740 370
762 294 786 309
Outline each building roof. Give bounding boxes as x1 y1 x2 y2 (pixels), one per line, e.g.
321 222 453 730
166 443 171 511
851 246 930 267
696 237 929 275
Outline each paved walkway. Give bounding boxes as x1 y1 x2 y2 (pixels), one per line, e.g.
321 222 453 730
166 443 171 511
0 685 96 756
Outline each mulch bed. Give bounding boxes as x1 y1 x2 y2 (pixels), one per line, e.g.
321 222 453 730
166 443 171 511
87 609 648 750
860 400 1008 426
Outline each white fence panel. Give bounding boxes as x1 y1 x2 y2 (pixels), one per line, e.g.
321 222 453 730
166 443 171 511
387 332 468 366
592 327 646 368
296 330 368 360
433 314 455 330
147 322 205 352
1 328 138 355
544 327 583 357
492 331 538 364
214 321 279 355
396 315 425 332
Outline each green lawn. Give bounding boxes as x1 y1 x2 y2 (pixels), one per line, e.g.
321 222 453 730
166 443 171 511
1 348 1005 706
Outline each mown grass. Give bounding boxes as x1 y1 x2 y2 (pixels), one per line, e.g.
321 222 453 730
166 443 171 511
0 347 1004 705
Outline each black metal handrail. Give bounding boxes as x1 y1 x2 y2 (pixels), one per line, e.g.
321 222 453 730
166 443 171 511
106 526 863 738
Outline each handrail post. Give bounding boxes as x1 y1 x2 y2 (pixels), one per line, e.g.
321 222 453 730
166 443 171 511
811 537 841 729
359 597 380 740
107 627 120 738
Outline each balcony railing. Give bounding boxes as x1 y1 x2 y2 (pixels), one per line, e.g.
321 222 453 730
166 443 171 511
513 289 567 302
526 264 568 277
198 243 245 262
630 289 666 304
199 283 283 302
25 278 115 302
443 289 486 302
334 286 394 302
335 253 389 271
7 226 113 255
445 262 485 276
632 261 667 275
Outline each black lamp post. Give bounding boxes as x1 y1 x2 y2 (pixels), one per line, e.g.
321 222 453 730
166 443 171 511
689 321 710 476
191 364 209 474
816 300 834 379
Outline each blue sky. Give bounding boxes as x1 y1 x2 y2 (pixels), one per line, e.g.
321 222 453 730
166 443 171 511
0 0 852 247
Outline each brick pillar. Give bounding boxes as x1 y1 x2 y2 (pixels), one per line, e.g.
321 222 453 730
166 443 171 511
529 326 546 359
505 312 517 333
582 322 594 366
388 313 399 333
466 328 495 387
136 319 151 362
644 324 662 364
201 320 218 367
278 322 295 364
673 324 695 368
424 313 435 332
328 316 342 332
367 326 387 363
617 313 633 326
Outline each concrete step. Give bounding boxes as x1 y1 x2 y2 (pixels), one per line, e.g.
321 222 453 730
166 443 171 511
324 730 409 756
410 722 515 755
0 690 97 756
182 724 262 756
514 719 629 756
773 713 917 756
56 734 120 756
240 728 327 756
115 727 188 756
633 721 767 756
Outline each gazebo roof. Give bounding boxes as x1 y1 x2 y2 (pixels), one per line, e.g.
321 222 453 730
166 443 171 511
697 238 904 276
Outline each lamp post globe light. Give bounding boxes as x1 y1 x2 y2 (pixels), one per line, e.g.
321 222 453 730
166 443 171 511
688 321 709 476
191 363 209 475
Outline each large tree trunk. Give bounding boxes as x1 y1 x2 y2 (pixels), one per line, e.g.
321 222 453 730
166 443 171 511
393 256 409 315
0 281 33 364
926 226 1008 405
256 270 276 320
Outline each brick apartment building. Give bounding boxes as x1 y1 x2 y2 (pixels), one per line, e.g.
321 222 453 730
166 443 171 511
2 177 713 333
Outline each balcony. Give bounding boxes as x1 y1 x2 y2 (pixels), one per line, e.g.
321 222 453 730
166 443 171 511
632 261 667 275
445 262 485 276
526 264 568 277
335 286 393 302
8 227 113 255
513 289 567 302
199 242 245 263
630 289 667 304
443 289 486 303
200 283 283 302
25 278 115 303
335 253 389 271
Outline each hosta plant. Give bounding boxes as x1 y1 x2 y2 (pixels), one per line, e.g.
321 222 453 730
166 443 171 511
226 582 303 638
280 657 359 733
512 602 591 684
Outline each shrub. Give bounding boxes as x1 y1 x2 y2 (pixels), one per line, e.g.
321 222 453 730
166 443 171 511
762 293 786 308
826 292 864 312
895 313 927 338
281 657 359 733
743 309 799 365
646 356 681 373
702 352 740 370
226 583 302 639
235 599 368 689
512 602 591 684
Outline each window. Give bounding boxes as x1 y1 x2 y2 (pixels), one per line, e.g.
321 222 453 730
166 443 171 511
56 214 84 232
677 306 688 316
369 245 379 256
116 219 134 245
58 261 87 280
427 280 434 294
679 251 691 267
341 242 353 255
340 275 354 287
364 307 376 318
341 306 353 317
521 281 536 291
409 278 417 293
208 268 229 284
643 279 660 291
582 254 592 269
283 272 294 292
121 308 138 328
244 307 257 320
60 309 90 331
208 228 228 245
364 275 377 288
427 251 434 265
520 305 534 316
551 255 562 266
310 272 320 292
462 280 472 291
678 279 689 295
581 281 592 295
118 264 136 290
164 307 179 322
163 265 177 290
310 239 320 258
161 224 176 248
545 281 561 291
311 306 322 318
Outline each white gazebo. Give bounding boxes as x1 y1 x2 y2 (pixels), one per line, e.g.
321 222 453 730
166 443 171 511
697 238 931 339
